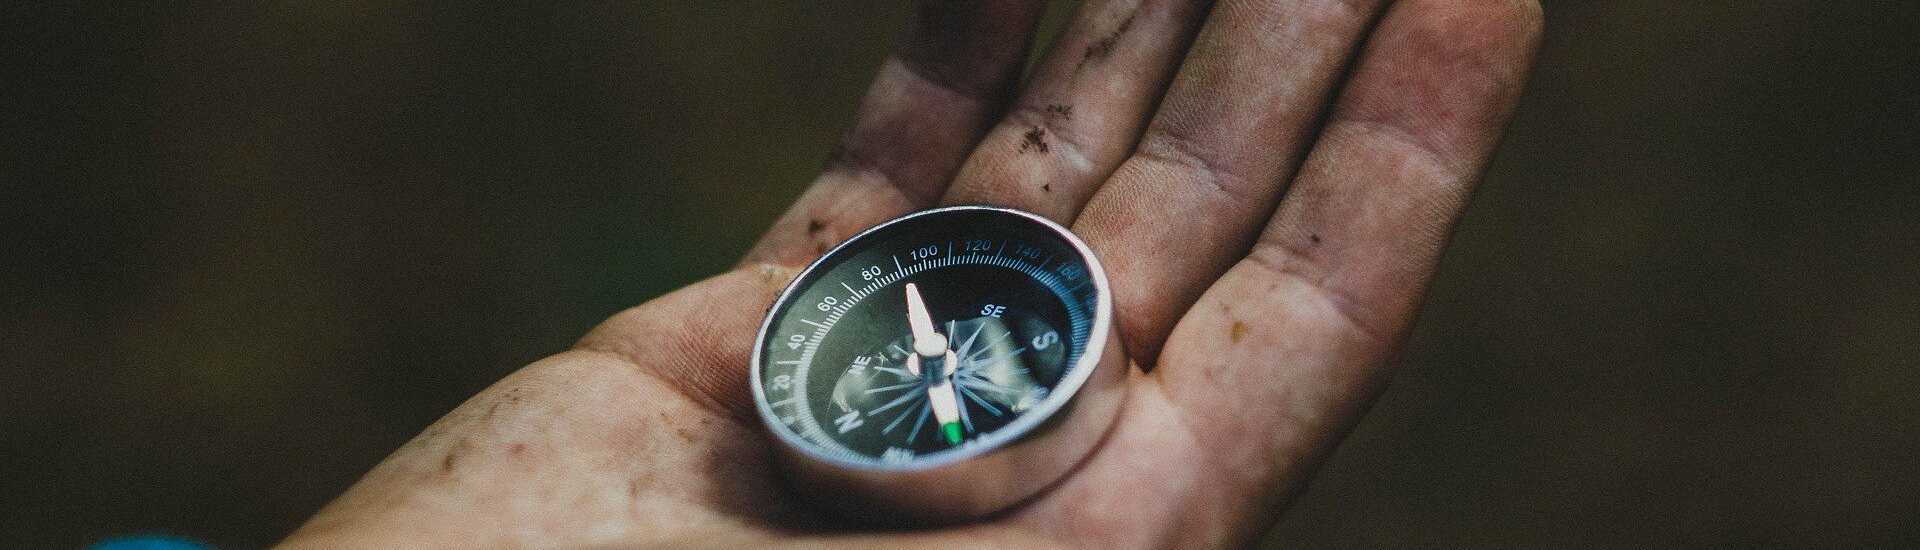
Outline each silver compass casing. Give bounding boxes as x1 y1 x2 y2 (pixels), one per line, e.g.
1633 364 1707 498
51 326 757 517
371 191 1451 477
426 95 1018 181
749 205 1127 522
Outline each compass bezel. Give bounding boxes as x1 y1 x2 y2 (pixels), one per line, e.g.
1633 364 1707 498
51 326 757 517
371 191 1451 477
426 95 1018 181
753 205 1112 469
749 205 1126 520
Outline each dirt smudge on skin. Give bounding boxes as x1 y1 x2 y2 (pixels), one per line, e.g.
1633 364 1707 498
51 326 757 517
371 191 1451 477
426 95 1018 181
748 263 779 286
1230 320 1249 344
1045 104 1073 120
658 409 703 443
441 437 469 473
483 387 522 421
1080 13 1136 69
1042 183 1052 192
1020 126 1050 153
1310 233 1322 245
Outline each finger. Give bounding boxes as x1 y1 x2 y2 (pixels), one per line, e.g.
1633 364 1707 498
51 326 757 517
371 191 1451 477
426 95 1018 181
1070 0 1392 365
743 0 1050 267
939 0 1213 222
1150 0 1543 543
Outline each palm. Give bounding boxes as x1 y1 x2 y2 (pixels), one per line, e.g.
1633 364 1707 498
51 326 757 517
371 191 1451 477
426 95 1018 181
284 1 1541 548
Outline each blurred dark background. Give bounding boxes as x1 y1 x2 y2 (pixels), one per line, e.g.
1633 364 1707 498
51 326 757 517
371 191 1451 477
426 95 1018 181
5 1 1917 547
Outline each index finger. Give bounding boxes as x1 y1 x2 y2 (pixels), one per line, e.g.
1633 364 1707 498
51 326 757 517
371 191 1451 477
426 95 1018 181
743 0 1050 268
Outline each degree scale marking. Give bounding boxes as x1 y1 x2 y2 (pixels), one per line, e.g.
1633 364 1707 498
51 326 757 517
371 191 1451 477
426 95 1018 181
779 243 1082 349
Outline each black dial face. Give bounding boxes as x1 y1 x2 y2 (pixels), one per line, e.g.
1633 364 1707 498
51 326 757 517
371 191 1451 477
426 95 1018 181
754 207 1104 467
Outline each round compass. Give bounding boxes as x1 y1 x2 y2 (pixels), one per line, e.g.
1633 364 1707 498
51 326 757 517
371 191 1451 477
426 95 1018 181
751 205 1125 521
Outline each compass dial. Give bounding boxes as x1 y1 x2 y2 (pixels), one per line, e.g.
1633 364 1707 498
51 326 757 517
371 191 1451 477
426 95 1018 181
753 206 1109 470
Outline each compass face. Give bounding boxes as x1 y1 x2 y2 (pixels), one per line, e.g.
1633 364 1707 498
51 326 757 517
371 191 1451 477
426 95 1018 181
752 206 1108 469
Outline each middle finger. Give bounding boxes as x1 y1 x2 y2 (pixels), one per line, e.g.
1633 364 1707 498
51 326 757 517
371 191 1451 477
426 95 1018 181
940 0 1214 222
1074 0 1388 364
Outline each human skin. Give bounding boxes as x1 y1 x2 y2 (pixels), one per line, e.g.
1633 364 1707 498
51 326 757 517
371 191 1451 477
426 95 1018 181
279 0 1542 547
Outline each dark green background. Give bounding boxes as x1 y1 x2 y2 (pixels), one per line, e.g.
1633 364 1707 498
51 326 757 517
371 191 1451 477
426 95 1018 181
6 1 1917 547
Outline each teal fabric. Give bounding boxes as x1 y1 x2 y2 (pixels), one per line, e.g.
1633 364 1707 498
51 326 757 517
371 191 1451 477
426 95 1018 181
87 535 216 550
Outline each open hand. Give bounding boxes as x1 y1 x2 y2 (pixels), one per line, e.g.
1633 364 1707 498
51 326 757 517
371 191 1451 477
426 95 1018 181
283 0 1540 547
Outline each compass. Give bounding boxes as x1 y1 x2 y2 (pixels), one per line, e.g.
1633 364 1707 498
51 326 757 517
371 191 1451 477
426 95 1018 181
751 205 1125 521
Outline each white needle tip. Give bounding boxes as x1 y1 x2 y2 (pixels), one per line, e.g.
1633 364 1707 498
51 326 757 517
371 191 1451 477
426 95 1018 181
915 333 948 357
904 282 947 356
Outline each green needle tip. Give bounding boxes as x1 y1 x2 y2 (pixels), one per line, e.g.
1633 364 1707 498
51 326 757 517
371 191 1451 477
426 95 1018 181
942 422 963 445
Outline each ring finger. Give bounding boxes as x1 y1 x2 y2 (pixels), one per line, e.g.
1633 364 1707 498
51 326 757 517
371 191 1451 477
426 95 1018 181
1073 0 1389 364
